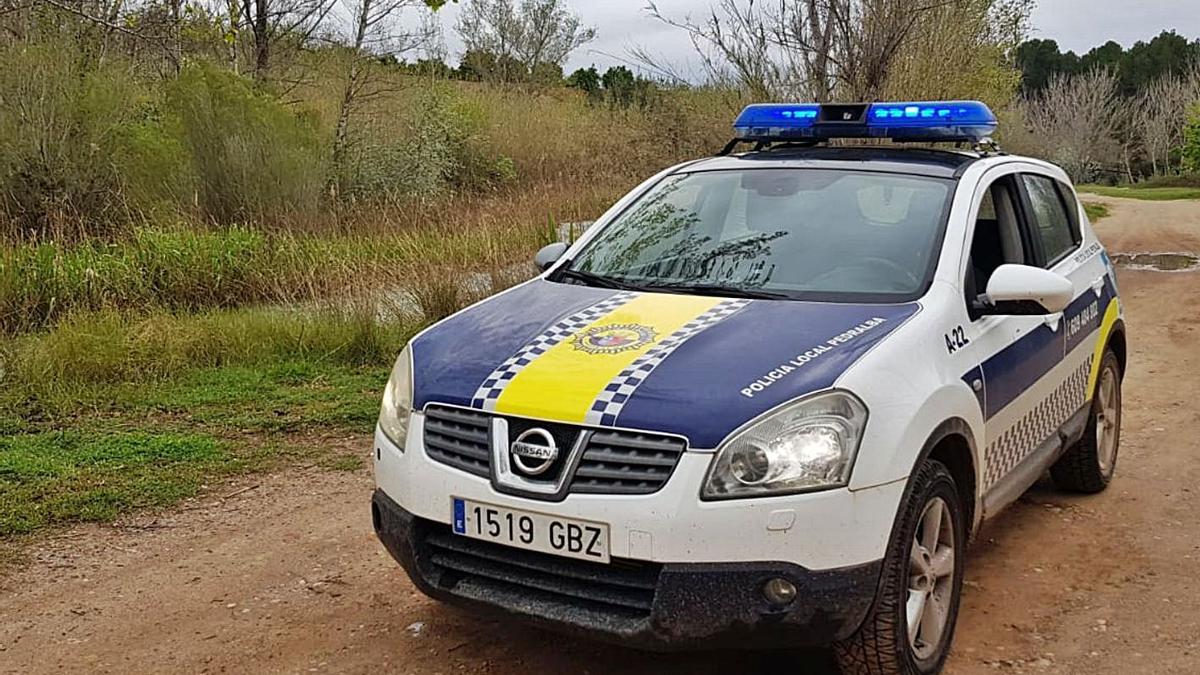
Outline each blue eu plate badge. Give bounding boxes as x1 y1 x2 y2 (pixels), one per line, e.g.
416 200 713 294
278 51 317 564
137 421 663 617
452 498 466 534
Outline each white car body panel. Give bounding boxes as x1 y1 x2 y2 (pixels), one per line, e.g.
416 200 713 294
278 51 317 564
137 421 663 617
375 151 1125 571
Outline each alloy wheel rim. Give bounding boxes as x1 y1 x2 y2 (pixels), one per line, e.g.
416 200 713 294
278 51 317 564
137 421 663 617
907 496 956 661
1096 366 1119 475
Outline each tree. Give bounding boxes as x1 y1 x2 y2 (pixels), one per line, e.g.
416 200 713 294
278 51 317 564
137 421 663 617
329 0 430 192
1182 103 1200 172
1120 31 1200 96
529 60 562 85
454 0 595 83
1079 40 1123 74
236 0 336 80
1021 69 1124 182
884 0 1032 106
644 0 1032 102
1135 74 1192 174
567 65 602 101
1015 31 1200 98
1015 39 1079 93
457 48 497 80
601 65 636 107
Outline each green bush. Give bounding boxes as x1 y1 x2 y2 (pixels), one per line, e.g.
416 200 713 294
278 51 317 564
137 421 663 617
335 83 516 199
0 43 186 241
167 63 325 225
1182 104 1200 174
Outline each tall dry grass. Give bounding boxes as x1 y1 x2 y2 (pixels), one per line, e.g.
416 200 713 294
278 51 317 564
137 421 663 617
0 41 736 338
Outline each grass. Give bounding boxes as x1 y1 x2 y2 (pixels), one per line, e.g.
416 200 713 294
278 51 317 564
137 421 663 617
0 206 560 335
0 305 423 537
0 431 234 535
1083 201 1110 222
1077 184 1200 200
0 51 735 545
118 361 386 432
0 360 385 536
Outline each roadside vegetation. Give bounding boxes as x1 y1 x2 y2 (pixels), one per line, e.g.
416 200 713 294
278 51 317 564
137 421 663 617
1 0 1198 539
1082 202 1111 221
1078 183 1200 200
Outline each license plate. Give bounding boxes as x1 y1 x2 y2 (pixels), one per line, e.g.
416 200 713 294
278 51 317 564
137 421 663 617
451 497 610 564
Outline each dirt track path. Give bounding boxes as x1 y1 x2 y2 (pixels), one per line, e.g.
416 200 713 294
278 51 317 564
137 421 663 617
3 195 1199 674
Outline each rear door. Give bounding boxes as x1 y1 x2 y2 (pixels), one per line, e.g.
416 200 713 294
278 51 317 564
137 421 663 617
1016 172 1112 419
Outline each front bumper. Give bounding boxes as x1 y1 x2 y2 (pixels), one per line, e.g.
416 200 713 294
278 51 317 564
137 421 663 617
375 416 906 571
372 489 882 650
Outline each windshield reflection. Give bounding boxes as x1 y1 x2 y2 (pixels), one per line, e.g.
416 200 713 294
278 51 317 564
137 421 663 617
565 169 951 302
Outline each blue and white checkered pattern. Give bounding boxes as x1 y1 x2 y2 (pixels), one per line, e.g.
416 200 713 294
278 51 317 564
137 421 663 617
584 299 752 426
470 291 637 409
983 356 1092 489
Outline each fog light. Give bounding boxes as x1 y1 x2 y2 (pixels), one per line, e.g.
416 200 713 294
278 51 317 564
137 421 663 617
762 577 797 606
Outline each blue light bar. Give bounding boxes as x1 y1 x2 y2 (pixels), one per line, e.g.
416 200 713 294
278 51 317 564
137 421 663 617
732 100 997 143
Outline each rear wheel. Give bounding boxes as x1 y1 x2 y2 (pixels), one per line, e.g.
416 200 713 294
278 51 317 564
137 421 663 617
834 459 965 675
1051 350 1122 494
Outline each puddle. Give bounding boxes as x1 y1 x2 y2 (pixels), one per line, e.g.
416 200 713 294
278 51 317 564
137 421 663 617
1110 252 1200 272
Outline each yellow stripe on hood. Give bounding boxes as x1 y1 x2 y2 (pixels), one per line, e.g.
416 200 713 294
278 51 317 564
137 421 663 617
493 293 724 422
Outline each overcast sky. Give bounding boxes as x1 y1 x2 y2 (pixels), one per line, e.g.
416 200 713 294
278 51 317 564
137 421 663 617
431 0 1200 75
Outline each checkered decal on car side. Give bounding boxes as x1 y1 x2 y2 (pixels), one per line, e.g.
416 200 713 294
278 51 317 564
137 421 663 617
584 299 752 426
983 357 1092 489
470 291 637 410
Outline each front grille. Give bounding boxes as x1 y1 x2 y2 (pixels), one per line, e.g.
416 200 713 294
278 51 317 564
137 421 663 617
423 405 491 478
423 524 661 619
422 405 687 496
571 430 686 495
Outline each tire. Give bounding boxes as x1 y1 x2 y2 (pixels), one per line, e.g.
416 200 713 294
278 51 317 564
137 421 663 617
1051 349 1122 494
834 459 966 675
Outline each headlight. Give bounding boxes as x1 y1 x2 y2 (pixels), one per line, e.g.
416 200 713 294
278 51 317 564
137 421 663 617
703 391 867 499
378 344 414 449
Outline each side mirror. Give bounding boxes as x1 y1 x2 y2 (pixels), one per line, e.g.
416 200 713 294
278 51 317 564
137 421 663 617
534 242 568 272
978 264 1073 316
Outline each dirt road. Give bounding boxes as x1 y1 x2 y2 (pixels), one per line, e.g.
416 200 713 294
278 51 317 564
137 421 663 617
3 195 1199 674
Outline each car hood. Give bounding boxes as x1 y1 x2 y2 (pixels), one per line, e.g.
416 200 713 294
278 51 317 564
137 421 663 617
411 279 918 449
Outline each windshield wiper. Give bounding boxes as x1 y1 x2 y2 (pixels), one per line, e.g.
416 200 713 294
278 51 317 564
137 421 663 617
641 282 790 300
556 267 643 291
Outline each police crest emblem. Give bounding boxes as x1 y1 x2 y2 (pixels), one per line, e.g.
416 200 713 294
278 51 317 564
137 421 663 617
572 323 657 355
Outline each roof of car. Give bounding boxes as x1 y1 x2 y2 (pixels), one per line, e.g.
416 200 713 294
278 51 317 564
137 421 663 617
680 145 986 179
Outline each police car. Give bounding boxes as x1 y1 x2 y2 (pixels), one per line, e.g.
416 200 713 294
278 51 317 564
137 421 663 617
371 101 1125 674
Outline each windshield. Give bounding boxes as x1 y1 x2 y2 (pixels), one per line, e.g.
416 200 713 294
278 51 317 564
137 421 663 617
559 168 953 302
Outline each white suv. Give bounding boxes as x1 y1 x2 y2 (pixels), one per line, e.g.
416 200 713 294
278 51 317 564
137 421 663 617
371 101 1125 674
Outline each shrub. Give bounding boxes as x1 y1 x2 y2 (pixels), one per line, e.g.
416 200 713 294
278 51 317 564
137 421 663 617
167 63 325 225
335 83 514 199
0 43 186 241
1182 104 1200 173
1134 172 1200 189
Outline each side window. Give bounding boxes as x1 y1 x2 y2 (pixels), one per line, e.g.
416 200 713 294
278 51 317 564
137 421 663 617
965 177 1027 314
1021 174 1079 266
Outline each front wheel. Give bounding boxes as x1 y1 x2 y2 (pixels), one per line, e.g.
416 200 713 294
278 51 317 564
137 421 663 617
834 459 966 675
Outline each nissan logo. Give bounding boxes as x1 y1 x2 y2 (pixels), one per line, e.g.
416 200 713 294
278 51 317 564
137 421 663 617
509 428 559 476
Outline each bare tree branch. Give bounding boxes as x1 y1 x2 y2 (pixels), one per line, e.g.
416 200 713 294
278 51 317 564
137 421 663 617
640 0 1009 102
33 0 179 66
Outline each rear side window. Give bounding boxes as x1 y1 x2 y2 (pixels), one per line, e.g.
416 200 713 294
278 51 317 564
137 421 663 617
1021 174 1079 265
